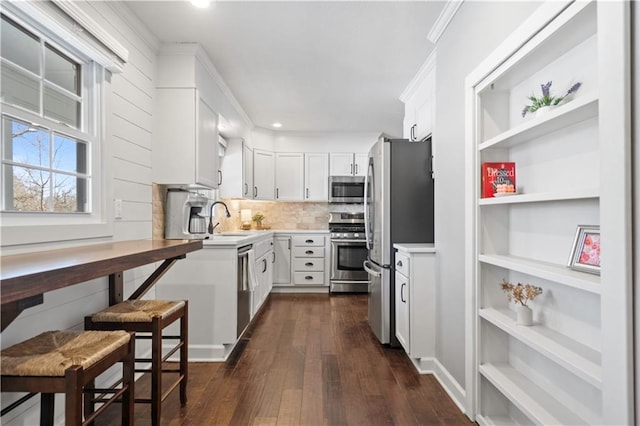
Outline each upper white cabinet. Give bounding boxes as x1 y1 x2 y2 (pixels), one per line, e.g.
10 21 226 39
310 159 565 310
465 2 632 425
154 88 219 188
220 138 253 199
402 54 435 142
304 153 329 201
330 152 368 176
275 153 304 201
253 149 275 200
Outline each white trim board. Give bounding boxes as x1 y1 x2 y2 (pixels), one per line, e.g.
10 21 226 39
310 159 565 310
427 0 464 44
409 356 467 418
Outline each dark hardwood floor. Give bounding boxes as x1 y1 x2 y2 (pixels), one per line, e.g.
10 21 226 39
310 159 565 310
98 293 473 425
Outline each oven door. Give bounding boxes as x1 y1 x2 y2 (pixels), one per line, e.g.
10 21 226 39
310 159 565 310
330 240 369 281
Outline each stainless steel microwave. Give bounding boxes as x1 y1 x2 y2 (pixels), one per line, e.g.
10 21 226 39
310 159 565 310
329 176 365 203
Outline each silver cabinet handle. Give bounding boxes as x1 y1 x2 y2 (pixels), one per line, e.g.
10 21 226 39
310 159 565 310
305 275 313 280
288 239 291 249
305 262 313 267
401 282 406 303
218 170 223 186
305 250 314 255
272 251 275 263
350 163 353 175
306 188 309 199
254 186 257 197
276 188 279 199
305 239 314 244
244 183 248 196
355 164 358 175
262 258 267 273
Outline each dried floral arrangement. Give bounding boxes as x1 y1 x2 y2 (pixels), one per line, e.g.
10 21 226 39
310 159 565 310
521 81 582 117
500 279 543 306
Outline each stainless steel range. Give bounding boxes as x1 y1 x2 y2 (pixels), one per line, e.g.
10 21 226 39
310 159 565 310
329 212 369 293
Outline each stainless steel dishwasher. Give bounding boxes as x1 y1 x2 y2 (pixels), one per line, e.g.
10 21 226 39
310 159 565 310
237 244 253 338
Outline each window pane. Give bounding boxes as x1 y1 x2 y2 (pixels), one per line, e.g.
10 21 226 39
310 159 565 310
53 134 87 173
1 66 40 113
45 43 80 95
2 117 50 167
1 15 40 74
53 173 86 212
7 165 51 212
44 86 80 128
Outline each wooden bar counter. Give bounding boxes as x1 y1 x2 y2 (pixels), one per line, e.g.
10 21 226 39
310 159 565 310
1 239 203 330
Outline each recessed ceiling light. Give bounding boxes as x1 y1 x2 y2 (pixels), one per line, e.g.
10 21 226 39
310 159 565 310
191 0 210 8
272 122 282 128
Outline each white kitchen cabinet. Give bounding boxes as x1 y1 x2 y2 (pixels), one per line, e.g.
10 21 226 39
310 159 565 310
304 153 329 201
153 88 219 188
393 245 435 360
292 235 326 286
275 153 304 201
253 149 275 200
219 138 253 199
465 2 631 424
252 238 274 318
402 55 435 142
330 152 367 176
273 236 291 285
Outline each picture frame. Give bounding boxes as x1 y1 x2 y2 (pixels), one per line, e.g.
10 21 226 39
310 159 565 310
567 225 600 275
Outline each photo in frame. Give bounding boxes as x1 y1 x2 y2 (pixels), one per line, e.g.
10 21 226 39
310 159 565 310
567 225 600 275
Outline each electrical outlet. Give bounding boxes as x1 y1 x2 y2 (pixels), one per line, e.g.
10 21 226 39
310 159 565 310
115 199 123 219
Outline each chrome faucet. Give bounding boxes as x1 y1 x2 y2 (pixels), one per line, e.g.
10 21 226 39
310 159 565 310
208 201 231 234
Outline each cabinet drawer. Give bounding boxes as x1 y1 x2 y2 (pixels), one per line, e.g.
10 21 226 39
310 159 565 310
292 247 324 258
294 271 324 285
293 258 325 271
395 252 410 276
292 235 325 247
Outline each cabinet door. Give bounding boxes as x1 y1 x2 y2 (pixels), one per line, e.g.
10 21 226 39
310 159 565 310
415 93 433 141
265 248 274 299
304 153 329 201
275 153 304 201
395 271 410 354
153 88 196 185
253 149 275 200
243 144 254 199
196 97 219 188
274 236 291 285
329 153 354 176
353 153 368 176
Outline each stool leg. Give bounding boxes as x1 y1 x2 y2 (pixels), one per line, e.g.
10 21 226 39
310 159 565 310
123 335 135 426
180 302 188 405
64 366 83 426
40 393 55 426
151 316 162 426
83 378 95 426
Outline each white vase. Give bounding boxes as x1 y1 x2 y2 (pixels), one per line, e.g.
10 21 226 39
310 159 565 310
516 305 533 326
535 105 556 117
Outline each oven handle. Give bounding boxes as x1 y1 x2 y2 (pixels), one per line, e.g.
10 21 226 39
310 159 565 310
330 239 367 244
363 259 381 277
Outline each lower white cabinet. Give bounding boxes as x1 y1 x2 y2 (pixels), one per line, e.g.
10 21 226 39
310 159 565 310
393 244 436 359
273 236 291 285
252 238 273 316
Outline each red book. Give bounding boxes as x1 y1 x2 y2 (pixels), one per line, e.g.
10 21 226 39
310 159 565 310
481 162 516 198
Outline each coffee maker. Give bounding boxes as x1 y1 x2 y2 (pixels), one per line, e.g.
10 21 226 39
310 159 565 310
164 188 209 239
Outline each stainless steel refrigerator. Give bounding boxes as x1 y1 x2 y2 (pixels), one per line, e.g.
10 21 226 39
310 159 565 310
363 135 434 345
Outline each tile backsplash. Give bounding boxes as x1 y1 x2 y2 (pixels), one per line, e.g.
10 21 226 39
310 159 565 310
217 199 330 231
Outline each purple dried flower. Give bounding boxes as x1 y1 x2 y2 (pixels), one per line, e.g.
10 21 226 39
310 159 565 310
566 82 582 95
540 81 552 97
521 106 529 118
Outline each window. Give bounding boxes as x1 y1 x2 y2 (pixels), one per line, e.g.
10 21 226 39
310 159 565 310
1 14 93 214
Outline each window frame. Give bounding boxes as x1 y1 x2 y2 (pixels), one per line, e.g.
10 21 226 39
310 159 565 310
0 8 111 245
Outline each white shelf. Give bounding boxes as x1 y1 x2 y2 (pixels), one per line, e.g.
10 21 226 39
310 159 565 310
479 188 599 206
479 254 600 294
480 307 602 388
479 94 598 151
479 364 590 426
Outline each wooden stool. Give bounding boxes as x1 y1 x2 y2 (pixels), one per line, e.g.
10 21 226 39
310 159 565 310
85 299 188 426
1 330 134 426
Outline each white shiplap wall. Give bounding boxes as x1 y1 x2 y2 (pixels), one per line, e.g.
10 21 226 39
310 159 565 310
1 3 159 424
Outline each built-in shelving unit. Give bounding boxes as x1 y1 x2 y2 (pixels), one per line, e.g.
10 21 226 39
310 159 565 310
465 1 632 424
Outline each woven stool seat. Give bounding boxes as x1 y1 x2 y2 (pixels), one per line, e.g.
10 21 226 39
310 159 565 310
1 330 130 377
91 300 185 323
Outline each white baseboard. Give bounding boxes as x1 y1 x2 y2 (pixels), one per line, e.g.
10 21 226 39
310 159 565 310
162 342 234 362
410 356 467 416
270 286 329 294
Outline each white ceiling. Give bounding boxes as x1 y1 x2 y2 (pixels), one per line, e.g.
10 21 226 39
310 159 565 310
126 1 444 136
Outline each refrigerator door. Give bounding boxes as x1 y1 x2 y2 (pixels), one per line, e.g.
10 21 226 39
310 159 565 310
363 259 389 344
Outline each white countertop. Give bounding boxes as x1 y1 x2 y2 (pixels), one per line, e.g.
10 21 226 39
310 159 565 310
202 229 329 247
394 243 436 253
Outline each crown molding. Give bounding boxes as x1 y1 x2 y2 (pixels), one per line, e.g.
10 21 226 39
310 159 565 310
427 0 464 44
106 1 160 54
399 49 436 103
